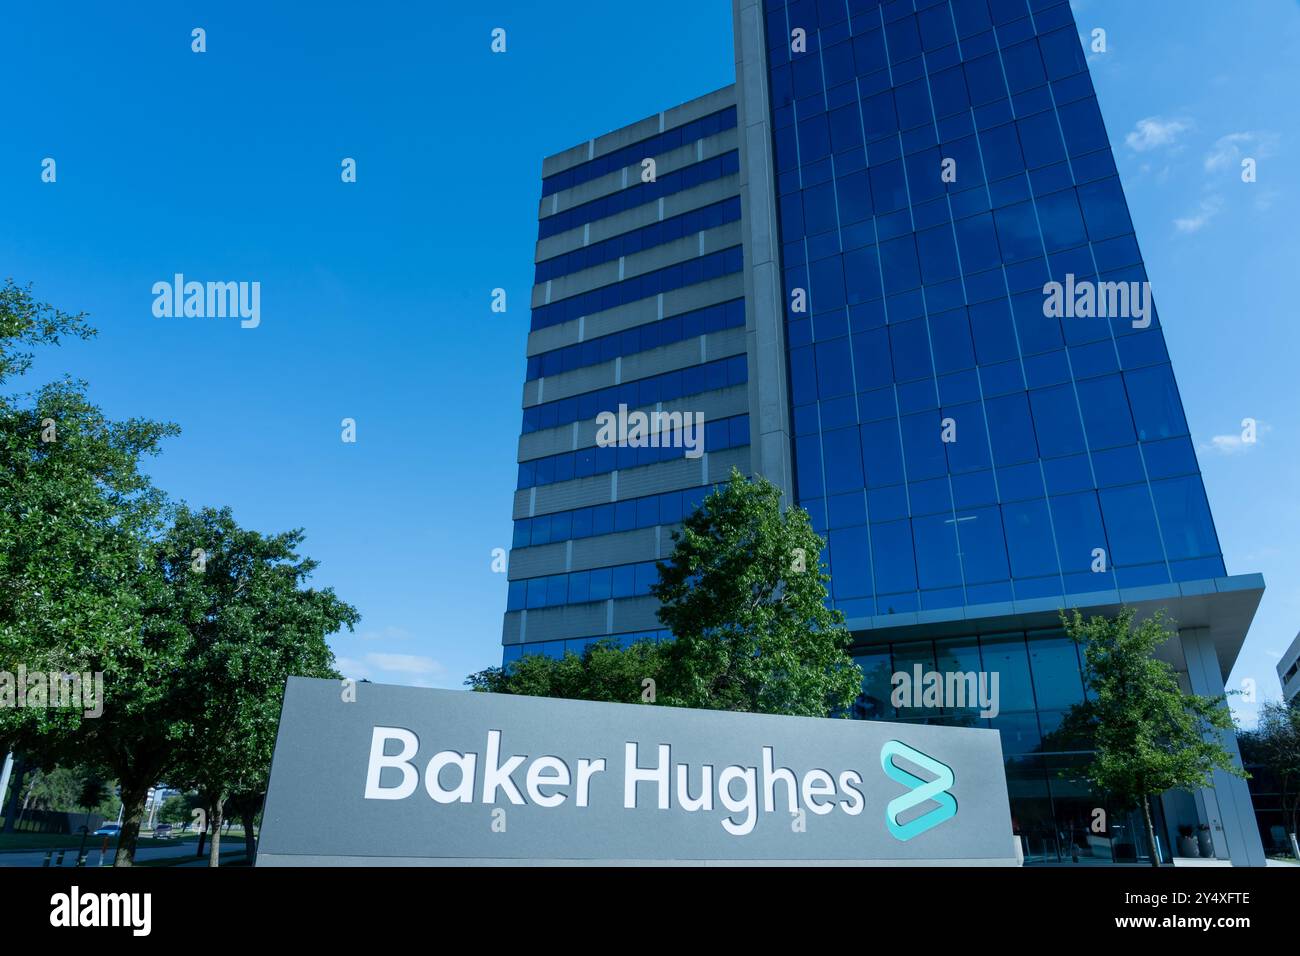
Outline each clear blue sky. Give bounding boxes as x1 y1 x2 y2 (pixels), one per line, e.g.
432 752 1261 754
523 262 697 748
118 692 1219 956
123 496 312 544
2 1 1296 726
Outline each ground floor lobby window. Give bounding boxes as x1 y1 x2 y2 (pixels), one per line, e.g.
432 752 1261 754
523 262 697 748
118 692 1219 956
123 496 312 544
853 627 1172 865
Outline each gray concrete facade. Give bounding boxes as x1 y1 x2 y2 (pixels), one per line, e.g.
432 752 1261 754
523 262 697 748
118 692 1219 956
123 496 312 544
1277 629 1300 706
505 85 749 653
733 0 793 506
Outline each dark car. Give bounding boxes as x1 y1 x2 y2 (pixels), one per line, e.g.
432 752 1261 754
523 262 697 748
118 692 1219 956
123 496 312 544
92 823 121 837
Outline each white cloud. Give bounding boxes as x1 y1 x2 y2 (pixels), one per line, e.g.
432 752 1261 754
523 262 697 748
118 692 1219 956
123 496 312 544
1125 117 1190 153
1199 420 1269 455
334 651 449 689
334 655 372 680
1254 188 1281 212
1174 194 1224 233
1204 131 1278 172
1204 433 1248 453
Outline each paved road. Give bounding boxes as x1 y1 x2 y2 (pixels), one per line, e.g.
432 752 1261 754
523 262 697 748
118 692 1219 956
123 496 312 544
0 840 249 868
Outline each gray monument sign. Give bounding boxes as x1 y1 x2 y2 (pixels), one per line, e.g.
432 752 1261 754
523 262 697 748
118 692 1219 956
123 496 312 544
258 676 1017 865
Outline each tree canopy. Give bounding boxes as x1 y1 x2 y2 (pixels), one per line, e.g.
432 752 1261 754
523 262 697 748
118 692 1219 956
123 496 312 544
469 470 862 719
1 281 357 865
1062 608 1243 866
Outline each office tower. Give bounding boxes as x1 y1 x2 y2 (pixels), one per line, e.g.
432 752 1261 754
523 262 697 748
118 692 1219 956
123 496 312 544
1279 631 1300 707
503 0 1267 865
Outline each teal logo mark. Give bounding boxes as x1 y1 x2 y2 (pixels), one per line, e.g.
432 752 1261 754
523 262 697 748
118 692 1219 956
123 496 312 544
880 740 957 841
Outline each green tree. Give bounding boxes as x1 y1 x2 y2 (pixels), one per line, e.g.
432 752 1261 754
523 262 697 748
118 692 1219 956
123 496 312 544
1062 608 1245 867
158 791 205 826
0 278 93 386
652 469 861 716
0 283 357 866
0 281 178 835
468 471 861 719
17 764 112 817
75 773 110 863
155 506 358 866
1239 700 1300 852
467 639 665 703
226 788 267 862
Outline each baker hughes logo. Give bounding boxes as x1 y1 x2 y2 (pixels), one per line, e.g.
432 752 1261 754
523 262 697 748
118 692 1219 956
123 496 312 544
880 740 957 841
364 727 957 840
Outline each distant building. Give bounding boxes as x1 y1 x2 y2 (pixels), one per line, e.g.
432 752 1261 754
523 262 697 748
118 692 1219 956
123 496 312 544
1278 631 1300 706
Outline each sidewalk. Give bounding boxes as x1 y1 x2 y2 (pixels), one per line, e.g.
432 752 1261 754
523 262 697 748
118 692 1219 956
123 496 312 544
0 840 250 868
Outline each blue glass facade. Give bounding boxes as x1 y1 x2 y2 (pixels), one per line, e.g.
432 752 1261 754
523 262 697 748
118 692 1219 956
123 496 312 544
760 0 1223 622
742 0 1252 863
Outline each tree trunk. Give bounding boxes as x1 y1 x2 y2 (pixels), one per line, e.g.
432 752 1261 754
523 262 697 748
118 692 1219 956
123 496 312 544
113 783 149 867
16 770 41 829
208 795 225 868
1141 796 1161 868
0 753 22 832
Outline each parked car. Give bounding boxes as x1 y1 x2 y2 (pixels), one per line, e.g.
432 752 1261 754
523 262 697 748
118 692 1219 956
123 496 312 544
92 823 121 837
152 823 174 838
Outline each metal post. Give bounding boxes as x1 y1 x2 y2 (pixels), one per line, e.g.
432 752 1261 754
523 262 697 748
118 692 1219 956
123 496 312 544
0 752 13 818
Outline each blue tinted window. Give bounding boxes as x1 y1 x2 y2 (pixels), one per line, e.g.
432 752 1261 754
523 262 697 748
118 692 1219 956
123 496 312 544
1028 637 1085 709
1056 96 1108 156
1002 498 1060 578
862 419 906 487
965 54 1007 106
986 392 1038 466
1076 375 1136 450
611 564 635 599
913 514 963 590
540 107 737 196
538 150 740 240
981 633 1037 712
1098 484 1165 566
1029 385 1086 458
1036 188 1087 251
823 427 866 494
872 520 917 594
901 412 948 481
1049 491 1108 573
1077 177 1133 241
993 201 1041 262
981 124 1026 179
1124 364 1188 441
830 525 872 599
957 507 1011 584
1152 476 1220 562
